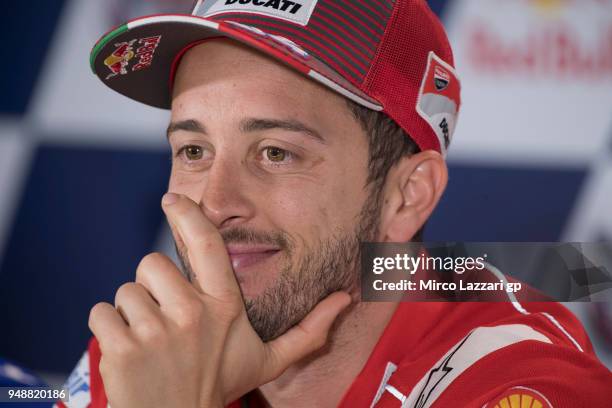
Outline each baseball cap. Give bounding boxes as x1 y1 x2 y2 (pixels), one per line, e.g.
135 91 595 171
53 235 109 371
90 0 461 155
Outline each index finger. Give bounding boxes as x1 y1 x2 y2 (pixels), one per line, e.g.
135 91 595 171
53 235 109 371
162 193 241 300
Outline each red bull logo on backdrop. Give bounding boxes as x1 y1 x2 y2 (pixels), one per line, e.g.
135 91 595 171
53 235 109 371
441 0 612 169
525 0 612 15
463 0 612 80
103 36 162 79
527 0 571 16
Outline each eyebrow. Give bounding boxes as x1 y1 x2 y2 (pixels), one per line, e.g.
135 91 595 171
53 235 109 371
240 118 326 144
166 119 207 140
166 117 326 144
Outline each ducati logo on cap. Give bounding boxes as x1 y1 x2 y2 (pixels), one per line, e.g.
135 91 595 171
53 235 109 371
434 66 450 91
416 52 461 155
196 0 319 26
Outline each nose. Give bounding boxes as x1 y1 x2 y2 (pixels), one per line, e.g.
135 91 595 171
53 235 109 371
198 156 256 229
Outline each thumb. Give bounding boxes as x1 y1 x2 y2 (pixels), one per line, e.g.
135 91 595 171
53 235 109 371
262 291 352 382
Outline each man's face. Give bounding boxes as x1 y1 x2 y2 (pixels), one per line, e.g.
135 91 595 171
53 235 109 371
168 40 379 340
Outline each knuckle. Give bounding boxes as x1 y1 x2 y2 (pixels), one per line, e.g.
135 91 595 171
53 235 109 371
134 319 166 344
114 339 139 359
105 338 138 363
89 302 110 326
89 302 106 317
306 330 328 351
140 252 168 269
136 252 167 281
174 300 204 330
314 334 327 350
114 282 138 305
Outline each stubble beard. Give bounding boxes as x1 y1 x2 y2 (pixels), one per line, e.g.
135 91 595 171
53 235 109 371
175 189 381 342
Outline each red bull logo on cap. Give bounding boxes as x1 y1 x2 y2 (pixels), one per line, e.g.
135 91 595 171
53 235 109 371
103 36 162 80
133 36 162 71
104 40 136 79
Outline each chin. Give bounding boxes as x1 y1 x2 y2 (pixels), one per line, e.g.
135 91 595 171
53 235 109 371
235 267 280 299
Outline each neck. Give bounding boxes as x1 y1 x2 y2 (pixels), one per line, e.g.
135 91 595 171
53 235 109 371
259 301 399 408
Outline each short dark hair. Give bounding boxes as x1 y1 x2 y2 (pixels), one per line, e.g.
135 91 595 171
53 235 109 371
346 101 425 242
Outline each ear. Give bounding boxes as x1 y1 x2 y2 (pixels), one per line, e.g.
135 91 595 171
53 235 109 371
378 150 448 242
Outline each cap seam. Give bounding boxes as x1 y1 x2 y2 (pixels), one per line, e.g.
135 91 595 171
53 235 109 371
362 0 402 96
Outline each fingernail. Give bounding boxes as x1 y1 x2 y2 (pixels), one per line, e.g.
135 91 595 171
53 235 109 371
162 193 179 206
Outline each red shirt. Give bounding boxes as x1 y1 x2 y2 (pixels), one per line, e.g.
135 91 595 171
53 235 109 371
56 301 612 408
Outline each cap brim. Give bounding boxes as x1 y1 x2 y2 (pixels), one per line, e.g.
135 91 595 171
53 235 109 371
90 14 382 111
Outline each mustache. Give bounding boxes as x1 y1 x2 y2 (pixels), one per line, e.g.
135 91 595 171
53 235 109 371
220 227 292 252
174 226 293 281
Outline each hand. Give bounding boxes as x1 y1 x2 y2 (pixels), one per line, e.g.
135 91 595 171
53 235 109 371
88 193 351 408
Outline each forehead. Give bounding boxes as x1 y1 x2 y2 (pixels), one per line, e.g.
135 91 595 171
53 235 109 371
171 39 351 120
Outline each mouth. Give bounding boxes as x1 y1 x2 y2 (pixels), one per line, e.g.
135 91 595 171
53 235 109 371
226 244 282 272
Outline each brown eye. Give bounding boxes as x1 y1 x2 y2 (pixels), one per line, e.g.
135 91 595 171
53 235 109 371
265 147 286 162
184 145 203 161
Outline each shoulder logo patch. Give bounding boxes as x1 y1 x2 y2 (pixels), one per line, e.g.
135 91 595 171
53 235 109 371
402 325 551 408
485 386 553 408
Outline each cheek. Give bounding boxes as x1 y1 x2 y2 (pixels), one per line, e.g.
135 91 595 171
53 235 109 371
264 177 367 242
167 168 205 202
323 182 369 227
